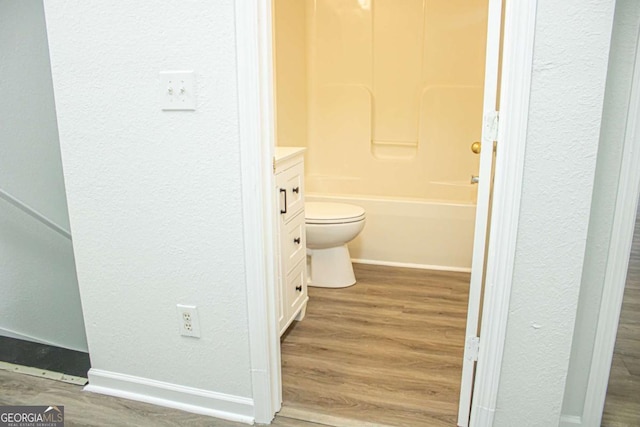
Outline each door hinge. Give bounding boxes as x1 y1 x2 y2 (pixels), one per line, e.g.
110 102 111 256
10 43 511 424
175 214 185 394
484 110 499 143
273 157 276 174
465 336 480 362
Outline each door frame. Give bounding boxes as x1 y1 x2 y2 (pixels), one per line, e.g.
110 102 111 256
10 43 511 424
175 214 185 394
235 0 537 424
235 0 282 422
458 0 506 423
466 1 538 425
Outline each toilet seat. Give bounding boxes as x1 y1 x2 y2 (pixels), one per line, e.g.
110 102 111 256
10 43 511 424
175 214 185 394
305 202 366 224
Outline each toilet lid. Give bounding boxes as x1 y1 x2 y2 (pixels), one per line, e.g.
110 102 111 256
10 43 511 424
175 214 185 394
305 202 366 224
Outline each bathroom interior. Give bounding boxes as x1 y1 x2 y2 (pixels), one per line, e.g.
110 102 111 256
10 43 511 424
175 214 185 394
272 0 489 425
3 2 640 426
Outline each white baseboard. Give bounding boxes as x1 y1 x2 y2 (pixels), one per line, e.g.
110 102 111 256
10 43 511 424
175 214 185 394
559 414 583 427
471 405 495 426
85 369 254 424
351 258 472 273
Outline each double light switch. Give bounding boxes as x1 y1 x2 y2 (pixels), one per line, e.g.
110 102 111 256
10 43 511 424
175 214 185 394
160 71 196 110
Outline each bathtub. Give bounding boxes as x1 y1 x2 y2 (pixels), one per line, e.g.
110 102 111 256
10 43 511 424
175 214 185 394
306 193 476 272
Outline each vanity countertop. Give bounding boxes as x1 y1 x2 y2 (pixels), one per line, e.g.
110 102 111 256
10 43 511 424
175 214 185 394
274 146 306 166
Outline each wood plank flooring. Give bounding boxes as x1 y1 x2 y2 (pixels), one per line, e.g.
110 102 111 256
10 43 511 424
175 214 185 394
0 263 469 426
602 206 640 426
0 368 321 427
280 264 470 426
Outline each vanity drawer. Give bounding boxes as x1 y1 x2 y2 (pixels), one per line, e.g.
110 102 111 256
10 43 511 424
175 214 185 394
277 162 304 223
285 259 307 316
283 212 306 274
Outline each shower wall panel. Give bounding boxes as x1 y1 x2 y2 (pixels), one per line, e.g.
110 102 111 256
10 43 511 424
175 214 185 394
306 0 489 202
273 0 308 148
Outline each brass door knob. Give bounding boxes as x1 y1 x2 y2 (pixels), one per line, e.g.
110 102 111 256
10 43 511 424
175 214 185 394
471 141 481 154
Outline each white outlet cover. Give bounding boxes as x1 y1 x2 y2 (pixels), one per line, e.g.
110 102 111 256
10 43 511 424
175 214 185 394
160 71 196 110
176 304 201 338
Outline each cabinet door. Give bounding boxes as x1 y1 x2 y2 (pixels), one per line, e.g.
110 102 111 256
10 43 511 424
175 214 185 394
276 163 304 223
282 212 306 274
285 260 307 322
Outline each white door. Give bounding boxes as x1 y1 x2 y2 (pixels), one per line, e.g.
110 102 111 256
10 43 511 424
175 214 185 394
457 0 504 425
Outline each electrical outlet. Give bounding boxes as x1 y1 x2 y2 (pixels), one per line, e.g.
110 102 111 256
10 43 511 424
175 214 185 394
176 304 200 338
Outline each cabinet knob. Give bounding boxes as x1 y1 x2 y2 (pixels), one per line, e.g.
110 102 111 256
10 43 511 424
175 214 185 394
294 237 301 244
295 285 302 292
292 187 299 194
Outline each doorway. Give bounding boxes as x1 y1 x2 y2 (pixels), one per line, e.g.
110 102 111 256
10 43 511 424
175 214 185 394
271 0 502 425
235 0 538 424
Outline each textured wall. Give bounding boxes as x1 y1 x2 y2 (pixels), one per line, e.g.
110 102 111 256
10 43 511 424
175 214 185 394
494 0 616 425
0 0 86 352
562 0 640 418
43 0 252 397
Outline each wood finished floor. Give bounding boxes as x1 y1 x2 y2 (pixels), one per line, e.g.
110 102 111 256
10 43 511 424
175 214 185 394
0 369 321 427
602 206 640 426
280 264 470 427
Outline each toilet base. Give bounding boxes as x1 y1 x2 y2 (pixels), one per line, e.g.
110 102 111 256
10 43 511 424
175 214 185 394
307 245 356 288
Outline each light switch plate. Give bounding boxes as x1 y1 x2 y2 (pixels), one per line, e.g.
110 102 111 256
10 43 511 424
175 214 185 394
160 71 196 110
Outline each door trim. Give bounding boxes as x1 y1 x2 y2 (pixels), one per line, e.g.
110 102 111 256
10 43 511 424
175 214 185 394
468 1 538 425
458 0 504 423
235 0 281 423
580 23 640 427
237 0 538 424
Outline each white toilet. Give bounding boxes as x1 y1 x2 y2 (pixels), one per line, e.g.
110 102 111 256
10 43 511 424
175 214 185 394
305 202 366 288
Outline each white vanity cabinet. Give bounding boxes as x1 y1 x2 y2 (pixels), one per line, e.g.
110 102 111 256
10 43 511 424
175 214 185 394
274 147 308 336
